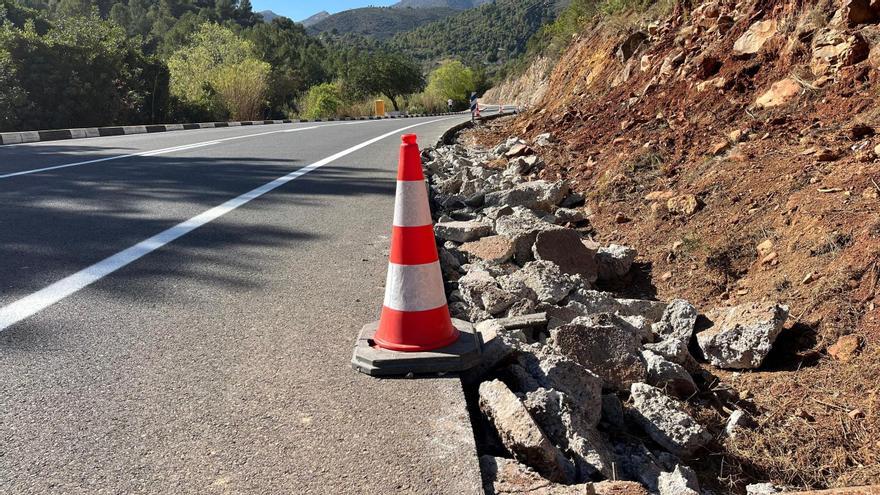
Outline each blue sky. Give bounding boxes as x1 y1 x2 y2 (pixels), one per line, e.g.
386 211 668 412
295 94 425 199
252 1 397 21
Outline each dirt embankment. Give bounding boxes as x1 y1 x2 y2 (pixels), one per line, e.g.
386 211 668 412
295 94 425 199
468 0 880 490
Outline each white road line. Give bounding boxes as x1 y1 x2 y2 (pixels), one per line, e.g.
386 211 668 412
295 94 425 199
0 117 455 332
0 120 377 180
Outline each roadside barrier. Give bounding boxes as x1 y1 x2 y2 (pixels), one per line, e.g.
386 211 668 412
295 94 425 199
351 134 481 377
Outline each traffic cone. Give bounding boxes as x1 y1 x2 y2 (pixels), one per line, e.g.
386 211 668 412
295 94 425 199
351 134 481 377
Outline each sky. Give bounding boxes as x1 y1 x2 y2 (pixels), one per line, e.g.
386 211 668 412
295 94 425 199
252 1 398 21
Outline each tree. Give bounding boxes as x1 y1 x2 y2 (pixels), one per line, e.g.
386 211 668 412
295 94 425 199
342 51 424 112
167 23 269 120
426 59 476 107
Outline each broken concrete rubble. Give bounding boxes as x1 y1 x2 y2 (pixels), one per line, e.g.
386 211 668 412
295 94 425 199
478 380 575 483
424 139 791 493
434 220 493 243
629 383 711 457
696 302 789 369
550 315 647 391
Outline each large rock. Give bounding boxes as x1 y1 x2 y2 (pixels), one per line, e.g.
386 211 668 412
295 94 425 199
495 207 563 264
458 269 519 317
549 315 647 390
524 388 615 480
486 180 570 212
596 244 637 281
630 383 710 457
657 465 700 495
501 261 578 304
434 220 493 243
696 303 789 369
460 235 515 264
641 349 698 399
755 79 801 109
733 19 777 56
532 229 599 283
479 380 575 483
811 28 870 76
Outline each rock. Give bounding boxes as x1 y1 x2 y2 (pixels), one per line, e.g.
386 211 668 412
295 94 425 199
486 181 570 212
554 207 588 225
641 350 698 399
459 269 519 317
594 481 650 495
725 410 756 437
479 456 589 495
643 337 698 371
518 350 604 427
507 155 543 176
629 383 711 457
465 321 528 382
501 260 578 304
651 299 698 348
746 482 782 495
524 388 615 480
644 191 675 201
710 141 731 155
478 380 575 483
596 244 637 281
550 314 647 391
657 465 700 495
434 220 493 243
811 29 870 76
828 334 863 361
733 19 777 56
755 79 801 109
534 133 555 147
666 194 701 216
460 235 516 264
532 229 599 283
505 143 534 159
838 0 880 25
756 239 774 256
614 212 631 224
850 123 875 140
870 44 880 70
697 303 790 369
495 208 563 264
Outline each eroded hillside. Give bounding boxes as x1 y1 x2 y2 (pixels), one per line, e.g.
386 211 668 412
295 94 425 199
473 0 880 490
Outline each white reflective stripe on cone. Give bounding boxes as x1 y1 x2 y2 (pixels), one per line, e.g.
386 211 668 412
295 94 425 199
383 261 448 312
392 180 432 228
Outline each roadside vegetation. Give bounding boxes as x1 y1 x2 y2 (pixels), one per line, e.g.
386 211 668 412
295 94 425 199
0 0 494 131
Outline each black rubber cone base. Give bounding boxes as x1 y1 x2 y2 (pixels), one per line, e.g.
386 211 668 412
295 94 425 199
351 319 481 377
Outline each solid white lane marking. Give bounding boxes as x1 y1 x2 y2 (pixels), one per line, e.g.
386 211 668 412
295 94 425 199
0 120 383 180
0 117 456 331
383 261 448 312
392 180 432 227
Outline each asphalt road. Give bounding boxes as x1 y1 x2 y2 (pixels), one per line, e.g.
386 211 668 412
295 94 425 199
0 116 484 494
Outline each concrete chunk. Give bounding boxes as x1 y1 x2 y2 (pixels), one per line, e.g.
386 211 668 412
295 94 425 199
696 303 789 369
434 220 493 243
629 383 710 457
478 380 575 483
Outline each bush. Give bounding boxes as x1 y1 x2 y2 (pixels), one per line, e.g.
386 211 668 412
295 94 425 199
301 83 343 120
426 60 477 108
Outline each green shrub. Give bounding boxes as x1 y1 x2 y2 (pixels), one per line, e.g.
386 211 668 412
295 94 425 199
302 83 343 120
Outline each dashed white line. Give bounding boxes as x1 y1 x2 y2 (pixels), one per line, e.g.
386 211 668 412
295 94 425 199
0 117 455 331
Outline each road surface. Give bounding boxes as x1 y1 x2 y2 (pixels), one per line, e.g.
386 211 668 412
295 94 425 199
0 116 484 494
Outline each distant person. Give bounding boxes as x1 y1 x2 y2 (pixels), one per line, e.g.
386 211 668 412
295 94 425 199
447 99 453 112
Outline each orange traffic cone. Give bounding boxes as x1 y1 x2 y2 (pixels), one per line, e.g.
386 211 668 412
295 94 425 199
351 134 481 377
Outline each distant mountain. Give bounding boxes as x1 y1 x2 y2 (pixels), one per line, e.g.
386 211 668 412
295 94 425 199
392 0 492 8
388 0 566 73
306 7 457 41
258 10 284 22
300 11 331 28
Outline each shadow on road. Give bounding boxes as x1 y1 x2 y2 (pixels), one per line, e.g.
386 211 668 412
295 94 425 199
0 151 397 344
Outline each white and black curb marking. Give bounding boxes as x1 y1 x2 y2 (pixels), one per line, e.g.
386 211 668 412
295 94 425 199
0 112 472 146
